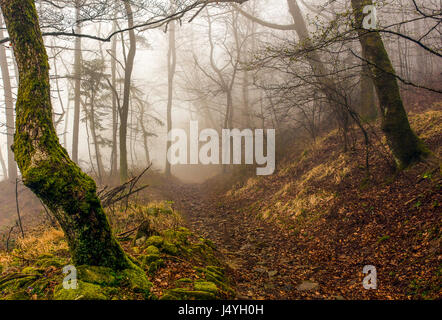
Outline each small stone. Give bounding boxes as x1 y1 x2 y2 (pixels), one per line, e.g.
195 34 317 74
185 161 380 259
296 280 319 291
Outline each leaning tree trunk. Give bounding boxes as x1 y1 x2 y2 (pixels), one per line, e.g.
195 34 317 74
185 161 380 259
0 0 132 270
351 0 429 168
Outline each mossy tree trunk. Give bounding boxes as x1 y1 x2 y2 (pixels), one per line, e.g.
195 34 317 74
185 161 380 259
0 0 133 270
360 63 377 121
351 0 429 168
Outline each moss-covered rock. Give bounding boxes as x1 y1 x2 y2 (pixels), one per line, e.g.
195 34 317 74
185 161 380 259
141 254 160 265
147 259 164 275
162 241 178 255
175 278 193 286
77 265 116 286
145 236 164 247
160 288 216 300
120 268 152 293
163 228 191 245
195 266 234 295
188 243 218 264
145 245 160 255
194 281 218 295
54 281 108 300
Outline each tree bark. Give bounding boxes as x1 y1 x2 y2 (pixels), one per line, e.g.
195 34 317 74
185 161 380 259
71 1 81 164
0 12 17 181
120 0 136 183
360 63 377 120
0 0 132 270
165 19 176 176
351 0 429 168
110 20 118 179
286 0 350 147
0 141 6 179
87 91 104 183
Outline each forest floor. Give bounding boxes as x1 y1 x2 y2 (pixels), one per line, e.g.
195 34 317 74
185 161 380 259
156 108 442 300
0 99 441 300
162 182 328 299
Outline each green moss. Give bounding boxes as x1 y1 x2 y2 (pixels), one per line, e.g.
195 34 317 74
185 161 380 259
206 266 224 277
21 266 44 274
145 245 160 255
4 291 29 300
188 243 218 264
145 236 164 247
141 254 161 265
0 275 39 291
120 268 152 293
163 228 191 245
194 281 218 295
162 241 178 255
195 266 234 296
28 277 52 297
34 255 66 268
1 0 134 271
54 281 108 300
147 259 164 275
175 278 193 286
160 288 216 300
77 265 116 286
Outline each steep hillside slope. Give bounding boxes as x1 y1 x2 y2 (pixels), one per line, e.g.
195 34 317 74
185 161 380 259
216 108 441 299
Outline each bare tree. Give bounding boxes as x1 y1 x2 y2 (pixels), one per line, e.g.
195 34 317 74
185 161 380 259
351 0 430 168
0 12 17 181
165 13 176 176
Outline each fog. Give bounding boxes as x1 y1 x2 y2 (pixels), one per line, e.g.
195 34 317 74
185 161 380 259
0 0 440 183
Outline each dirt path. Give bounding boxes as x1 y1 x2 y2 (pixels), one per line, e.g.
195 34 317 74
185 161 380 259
163 182 326 300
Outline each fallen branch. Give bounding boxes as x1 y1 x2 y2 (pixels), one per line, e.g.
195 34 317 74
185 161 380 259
98 166 151 208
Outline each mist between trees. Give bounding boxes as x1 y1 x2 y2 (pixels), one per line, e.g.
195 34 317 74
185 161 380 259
0 0 440 270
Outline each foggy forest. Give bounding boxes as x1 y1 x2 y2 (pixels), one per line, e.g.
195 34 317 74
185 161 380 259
0 0 440 304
